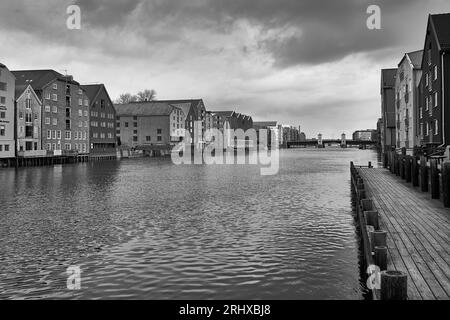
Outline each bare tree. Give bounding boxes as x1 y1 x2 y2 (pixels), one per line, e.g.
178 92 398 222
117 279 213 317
115 93 137 104
136 89 157 102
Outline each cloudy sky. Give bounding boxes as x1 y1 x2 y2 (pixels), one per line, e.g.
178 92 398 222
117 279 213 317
1 0 450 138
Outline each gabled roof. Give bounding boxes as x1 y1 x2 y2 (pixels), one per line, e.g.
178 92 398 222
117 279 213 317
430 13 450 51
212 111 234 117
114 101 181 116
14 84 41 103
407 50 424 68
80 84 114 107
11 69 80 90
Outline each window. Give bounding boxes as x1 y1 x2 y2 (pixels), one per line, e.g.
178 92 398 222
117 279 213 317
52 94 58 101
125 122 129 127
65 131 71 140
434 92 438 107
428 48 432 65
4 145 9 152
78 89 83 95
146 136 151 142
57 130 61 139
78 110 82 117
74 131 78 140
425 73 429 87
93 132 98 138
0 82 7 91
0 125 5 136
133 122 138 127
133 130 138 135
19 111 23 119
133 116 138 121
157 136 162 141
46 143 51 150
101 100 105 109
0 96 5 104
0 112 4 119
84 100 89 107
425 96 429 111
157 129 162 134
435 119 439 135
45 92 51 100
65 143 71 150
420 123 423 137
79 98 83 106
420 107 423 119
52 130 56 139
44 105 50 112
426 122 429 136
133 136 138 142
100 133 105 139
45 117 51 125
52 118 57 126
52 106 57 113
53 83 57 90
84 110 88 117
434 65 438 80
66 120 71 130
47 130 51 139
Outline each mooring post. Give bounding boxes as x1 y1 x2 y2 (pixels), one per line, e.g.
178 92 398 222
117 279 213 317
430 159 440 199
364 210 379 230
400 155 406 179
420 156 428 192
441 162 450 207
380 271 408 300
371 230 387 252
368 161 372 168
374 246 388 271
405 156 411 182
360 199 373 211
412 156 419 187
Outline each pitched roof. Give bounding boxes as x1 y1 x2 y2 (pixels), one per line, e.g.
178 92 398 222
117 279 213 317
407 50 423 68
14 84 29 99
80 84 102 101
212 111 234 117
11 69 79 90
114 101 180 116
430 13 450 51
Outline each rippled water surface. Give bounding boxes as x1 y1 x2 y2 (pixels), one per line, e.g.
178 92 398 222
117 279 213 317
0 149 378 299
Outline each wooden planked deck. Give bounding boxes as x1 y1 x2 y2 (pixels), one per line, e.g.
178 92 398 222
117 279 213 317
358 168 450 300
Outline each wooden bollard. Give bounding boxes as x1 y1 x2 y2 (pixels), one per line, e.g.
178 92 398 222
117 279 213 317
420 156 428 192
405 156 411 183
381 270 408 300
430 159 439 199
368 161 372 168
361 199 373 211
441 162 450 208
412 156 419 187
371 230 387 252
375 246 388 271
400 156 405 179
364 210 379 230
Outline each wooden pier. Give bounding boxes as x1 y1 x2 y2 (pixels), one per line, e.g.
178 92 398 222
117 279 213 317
353 165 450 300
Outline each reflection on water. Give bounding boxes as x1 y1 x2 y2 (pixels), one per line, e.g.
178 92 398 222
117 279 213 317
0 148 378 299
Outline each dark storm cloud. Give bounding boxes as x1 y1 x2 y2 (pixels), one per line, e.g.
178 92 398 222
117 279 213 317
72 0 431 66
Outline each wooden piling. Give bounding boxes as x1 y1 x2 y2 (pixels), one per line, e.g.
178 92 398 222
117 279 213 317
405 156 411 183
375 246 388 271
420 156 428 192
380 270 408 300
364 210 379 230
441 162 450 208
430 159 440 199
411 156 419 187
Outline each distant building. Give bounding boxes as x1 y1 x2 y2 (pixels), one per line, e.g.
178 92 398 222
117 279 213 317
299 132 306 142
353 129 377 142
115 101 185 151
81 84 117 158
12 69 90 155
418 13 450 147
0 63 15 159
282 125 300 144
210 111 253 148
15 84 44 157
381 68 397 153
395 50 423 153
253 121 281 146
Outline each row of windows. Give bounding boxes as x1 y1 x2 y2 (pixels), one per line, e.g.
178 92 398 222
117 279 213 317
44 93 88 106
0 144 10 152
420 120 439 136
92 132 113 139
91 121 114 128
45 143 87 152
46 130 87 140
90 111 114 119
51 83 83 95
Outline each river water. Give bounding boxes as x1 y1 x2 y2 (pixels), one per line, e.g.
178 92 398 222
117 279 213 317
0 148 378 299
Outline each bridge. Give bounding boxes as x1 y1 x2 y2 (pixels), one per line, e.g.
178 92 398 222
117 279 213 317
286 139 378 148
